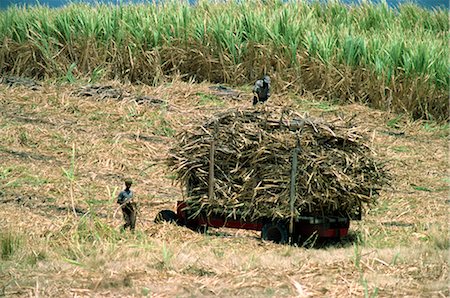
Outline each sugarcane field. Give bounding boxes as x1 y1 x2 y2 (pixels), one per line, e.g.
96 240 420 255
0 1 448 297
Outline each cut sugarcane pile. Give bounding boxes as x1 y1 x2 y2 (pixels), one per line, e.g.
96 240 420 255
168 108 388 221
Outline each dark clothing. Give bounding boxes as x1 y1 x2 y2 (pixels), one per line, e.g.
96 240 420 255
252 77 271 105
121 202 137 231
117 188 136 231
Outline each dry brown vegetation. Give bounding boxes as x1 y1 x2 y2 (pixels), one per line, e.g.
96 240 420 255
0 79 448 297
168 108 388 221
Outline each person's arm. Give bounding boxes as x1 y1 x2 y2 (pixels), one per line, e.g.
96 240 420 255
253 80 262 93
117 191 124 204
122 196 132 205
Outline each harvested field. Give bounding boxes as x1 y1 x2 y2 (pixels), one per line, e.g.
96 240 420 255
0 79 448 297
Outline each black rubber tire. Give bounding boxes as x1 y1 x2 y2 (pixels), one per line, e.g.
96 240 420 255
261 222 289 244
196 225 208 234
186 220 208 234
154 210 178 224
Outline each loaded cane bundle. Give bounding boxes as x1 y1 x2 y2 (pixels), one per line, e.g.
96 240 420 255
167 108 388 221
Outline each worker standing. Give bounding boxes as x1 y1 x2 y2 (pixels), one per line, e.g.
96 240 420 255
117 178 137 231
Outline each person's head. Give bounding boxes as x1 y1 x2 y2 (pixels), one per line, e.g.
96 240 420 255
124 178 133 189
263 75 270 85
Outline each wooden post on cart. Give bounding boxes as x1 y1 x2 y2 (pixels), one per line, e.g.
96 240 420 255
208 120 218 201
289 143 301 244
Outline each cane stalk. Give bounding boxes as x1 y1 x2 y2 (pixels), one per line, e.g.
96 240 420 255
62 143 77 217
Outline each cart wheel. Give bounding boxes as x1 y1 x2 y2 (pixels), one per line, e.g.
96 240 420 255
196 225 208 234
261 222 288 244
186 223 208 234
154 210 178 224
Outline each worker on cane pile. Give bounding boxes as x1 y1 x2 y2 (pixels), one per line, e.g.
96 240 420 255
252 75 271 105
117 178 137 231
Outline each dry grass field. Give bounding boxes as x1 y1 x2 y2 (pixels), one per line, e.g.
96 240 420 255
0 78 448 297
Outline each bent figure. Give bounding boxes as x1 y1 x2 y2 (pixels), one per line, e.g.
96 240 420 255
253 75 271 105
